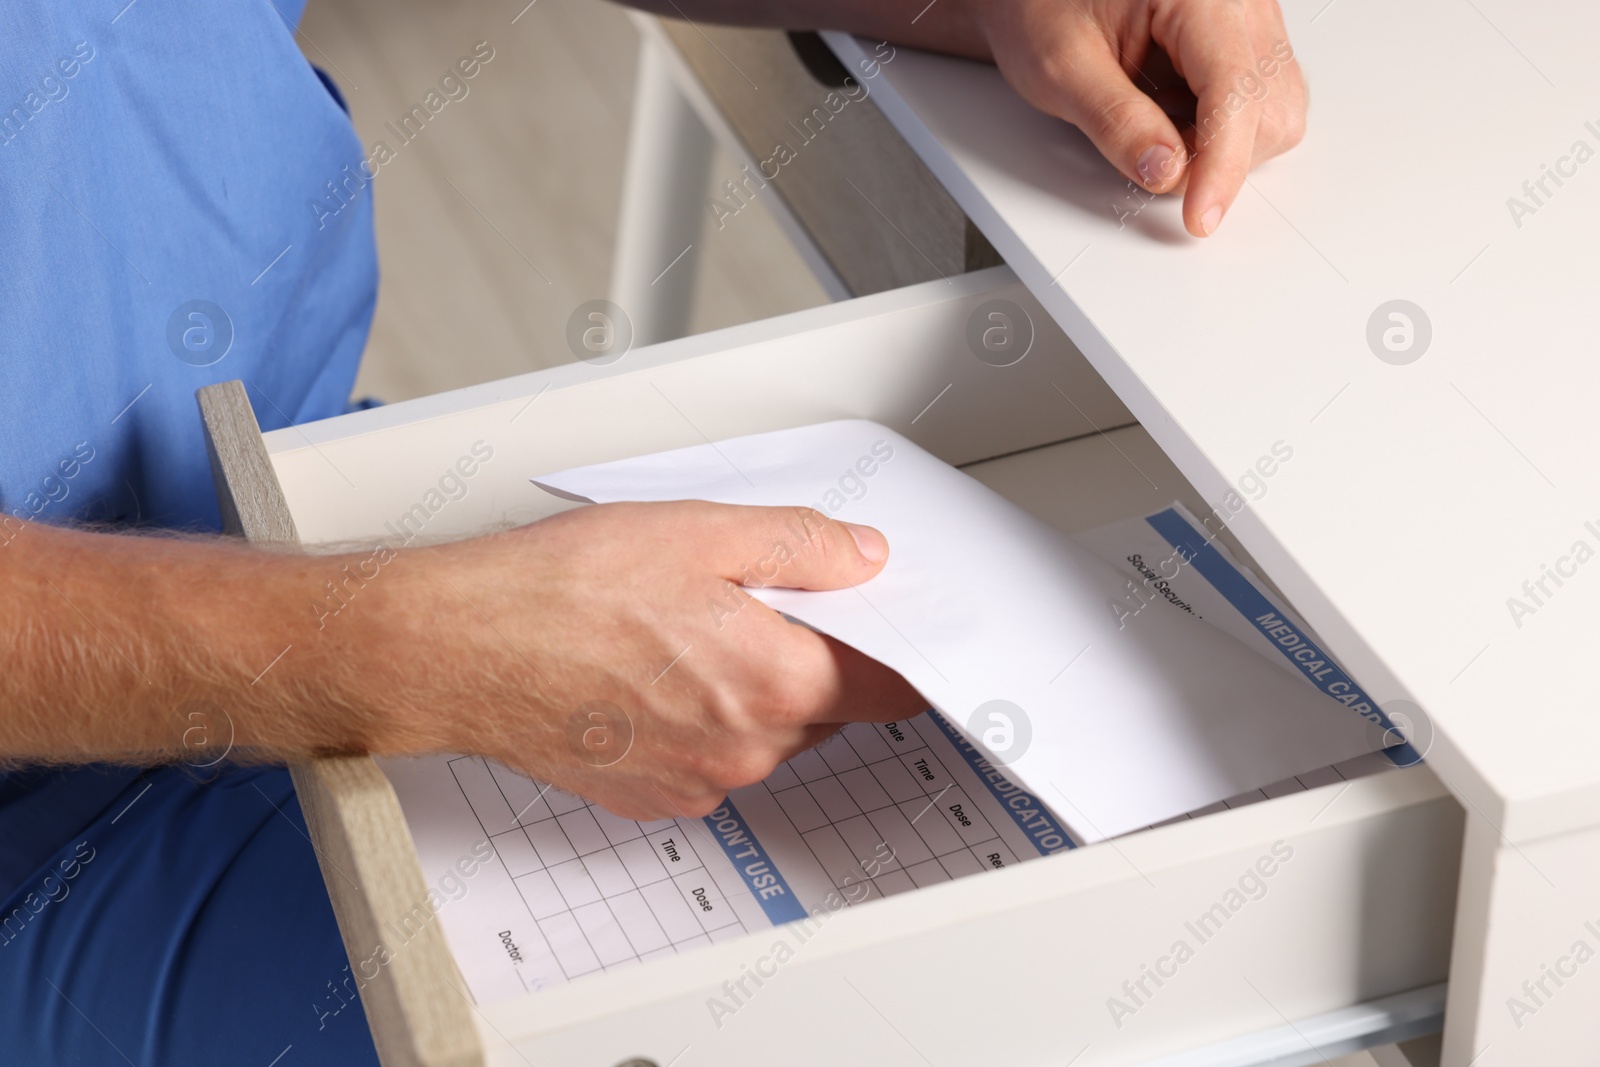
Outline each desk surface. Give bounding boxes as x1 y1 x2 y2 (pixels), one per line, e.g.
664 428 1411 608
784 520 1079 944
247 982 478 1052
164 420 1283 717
827 0 1600 843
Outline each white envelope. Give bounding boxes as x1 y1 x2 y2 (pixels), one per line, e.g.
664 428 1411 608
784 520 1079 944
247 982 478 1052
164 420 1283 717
534 420 1381 841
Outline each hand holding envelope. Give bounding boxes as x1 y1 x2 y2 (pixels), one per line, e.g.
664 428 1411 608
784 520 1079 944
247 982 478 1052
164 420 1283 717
536 420 1382 842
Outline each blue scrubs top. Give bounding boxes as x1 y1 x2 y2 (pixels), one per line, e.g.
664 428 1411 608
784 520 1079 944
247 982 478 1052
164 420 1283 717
1 3 382 1063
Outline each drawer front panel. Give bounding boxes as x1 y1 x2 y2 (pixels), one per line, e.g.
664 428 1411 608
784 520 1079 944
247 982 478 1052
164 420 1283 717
479 772 1460 1067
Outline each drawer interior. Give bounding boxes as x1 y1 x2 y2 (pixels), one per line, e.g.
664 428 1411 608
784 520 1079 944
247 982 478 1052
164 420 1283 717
258 272 1462 1066
342 424 1458 1066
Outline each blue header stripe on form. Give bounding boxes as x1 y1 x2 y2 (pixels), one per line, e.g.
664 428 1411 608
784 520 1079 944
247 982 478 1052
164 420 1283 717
1143 508 1417 766
929 712 1076 855
701 798 808 925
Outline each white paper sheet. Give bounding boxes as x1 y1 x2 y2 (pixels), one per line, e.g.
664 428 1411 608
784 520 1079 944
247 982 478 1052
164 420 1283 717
533 420 1385 842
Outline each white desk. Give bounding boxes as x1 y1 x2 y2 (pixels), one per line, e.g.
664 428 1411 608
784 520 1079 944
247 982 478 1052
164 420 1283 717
825 3 1600 1062
210 6 1598 1063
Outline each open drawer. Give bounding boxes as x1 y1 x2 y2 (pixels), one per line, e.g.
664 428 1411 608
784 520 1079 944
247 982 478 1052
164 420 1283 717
206 266 1462 1067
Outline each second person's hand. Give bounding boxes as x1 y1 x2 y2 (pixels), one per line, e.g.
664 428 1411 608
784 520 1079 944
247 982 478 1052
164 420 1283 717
964 0 1307 237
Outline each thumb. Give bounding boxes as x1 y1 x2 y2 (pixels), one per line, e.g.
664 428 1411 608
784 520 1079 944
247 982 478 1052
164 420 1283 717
709 505 890 592
1033 37 1189 195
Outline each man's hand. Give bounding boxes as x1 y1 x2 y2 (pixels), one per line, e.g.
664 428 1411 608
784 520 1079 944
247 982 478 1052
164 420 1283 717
628 0 1307 237
965 0 1306 237
0 503 923 821
367 502 924 819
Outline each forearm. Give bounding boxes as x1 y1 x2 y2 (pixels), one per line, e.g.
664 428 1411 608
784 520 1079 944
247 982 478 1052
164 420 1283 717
0 498 922 819
617 0 992 62
0 521 401 766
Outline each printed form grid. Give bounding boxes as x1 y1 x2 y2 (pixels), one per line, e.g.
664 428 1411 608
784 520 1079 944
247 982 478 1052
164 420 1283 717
445 716 1386 989
444 714 1023 987
770 715 1022 900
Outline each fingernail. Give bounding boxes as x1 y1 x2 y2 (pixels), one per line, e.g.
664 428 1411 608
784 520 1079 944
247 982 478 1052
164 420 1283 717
1137 144 1177 188
1200 205 1223 236
844 523 888 564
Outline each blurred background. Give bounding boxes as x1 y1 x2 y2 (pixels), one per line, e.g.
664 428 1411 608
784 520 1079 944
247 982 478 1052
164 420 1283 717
296 0 829 403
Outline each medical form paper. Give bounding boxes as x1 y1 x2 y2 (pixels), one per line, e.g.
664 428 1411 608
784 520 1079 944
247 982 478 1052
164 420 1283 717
379 710 1075 1005
534 421 1387 842
382 737 1388 1006
381 491 1400 1004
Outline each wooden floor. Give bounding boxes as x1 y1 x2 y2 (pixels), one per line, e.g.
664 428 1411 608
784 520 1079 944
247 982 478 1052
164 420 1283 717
297 0 828 403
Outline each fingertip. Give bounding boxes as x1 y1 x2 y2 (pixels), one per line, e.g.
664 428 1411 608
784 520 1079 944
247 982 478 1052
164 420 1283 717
675 793 727 819
842 522 888 565
1136 143 1186 193
1184 176 1233 237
